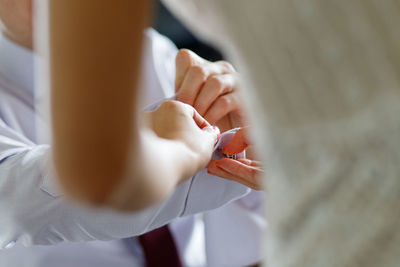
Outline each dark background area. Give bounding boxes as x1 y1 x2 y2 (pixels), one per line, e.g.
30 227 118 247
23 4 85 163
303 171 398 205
153 1 223 62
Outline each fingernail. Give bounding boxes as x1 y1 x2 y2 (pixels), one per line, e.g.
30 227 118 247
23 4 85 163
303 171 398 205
200 122 209 129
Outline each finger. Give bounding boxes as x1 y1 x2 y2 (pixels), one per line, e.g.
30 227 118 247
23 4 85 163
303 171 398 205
177 65 209 106
214 60 236 73
181 103 219 145
189 105 211 129
207 160 263 190
175 49 204 92
217 158 263 190
222 127 249 154
176 52 235 92
217 158 263 179
237 158 263 167
181 103 220 142
203 92 241 125
202 125 220 145
193 74 236 116
177 59 236 104
218 172 262 190
177 62 231 106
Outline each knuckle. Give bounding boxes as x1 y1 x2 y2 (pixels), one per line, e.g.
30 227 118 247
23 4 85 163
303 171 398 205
176 49 192 65
160 100 181 111
205 113 217 125
189 65 207 80
194 102 207 115
218 95 231 109
207 76 224 89
181 102 194 111
177 48 191 57
218 61 236 72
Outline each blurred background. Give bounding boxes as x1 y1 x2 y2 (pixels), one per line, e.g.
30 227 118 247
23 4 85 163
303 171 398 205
153 0 223 62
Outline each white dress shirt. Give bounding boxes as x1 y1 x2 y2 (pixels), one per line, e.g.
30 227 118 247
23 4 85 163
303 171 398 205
0 29 265 267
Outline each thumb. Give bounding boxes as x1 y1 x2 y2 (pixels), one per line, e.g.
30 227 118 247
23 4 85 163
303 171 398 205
222 128 249 154
202 125 221 146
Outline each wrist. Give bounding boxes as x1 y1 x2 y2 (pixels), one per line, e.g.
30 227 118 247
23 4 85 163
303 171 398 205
104 129 181 211
141 129 206 184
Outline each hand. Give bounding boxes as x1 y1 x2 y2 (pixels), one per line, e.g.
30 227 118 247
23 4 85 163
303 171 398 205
145 100 220 180
207 128 264 190
175 49 247 132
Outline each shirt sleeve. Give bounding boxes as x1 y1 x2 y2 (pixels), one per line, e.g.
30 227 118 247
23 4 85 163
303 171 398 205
203 190 266 267
0 119 248 249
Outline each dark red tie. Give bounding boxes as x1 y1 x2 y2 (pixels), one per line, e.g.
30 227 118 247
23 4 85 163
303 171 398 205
138 225 182 267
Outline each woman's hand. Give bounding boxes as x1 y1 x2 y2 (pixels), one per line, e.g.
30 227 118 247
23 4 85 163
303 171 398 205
109 100 219 211
145 100 220 182
207 128 264 190
175 49 247 133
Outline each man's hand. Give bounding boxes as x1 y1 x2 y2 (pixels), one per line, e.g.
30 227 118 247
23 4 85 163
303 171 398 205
207 128 264 190
175 49 247 132
174 50 262 189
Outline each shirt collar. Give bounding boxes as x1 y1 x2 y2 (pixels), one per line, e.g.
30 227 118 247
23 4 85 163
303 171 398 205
0 32 34 94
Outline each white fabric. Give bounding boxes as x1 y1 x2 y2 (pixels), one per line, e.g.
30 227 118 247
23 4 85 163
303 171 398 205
0 29 264 267
162 1 400 266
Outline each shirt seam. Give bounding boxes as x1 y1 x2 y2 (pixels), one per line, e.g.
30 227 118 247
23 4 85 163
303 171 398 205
179 175 196 217
0 153 17 164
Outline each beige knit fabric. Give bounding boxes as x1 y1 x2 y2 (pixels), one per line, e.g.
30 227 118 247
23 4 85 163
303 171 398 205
163 1 400 266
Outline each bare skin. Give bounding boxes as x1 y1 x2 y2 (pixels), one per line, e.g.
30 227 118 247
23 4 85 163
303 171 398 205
0 0 33 49
0 0 219 210
174 50 264 190
175 49 246 132
208 128 264 191
0 0 262 210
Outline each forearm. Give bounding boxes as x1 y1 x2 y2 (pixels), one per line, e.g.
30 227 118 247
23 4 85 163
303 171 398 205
49 0 153 204
107 128 200 211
